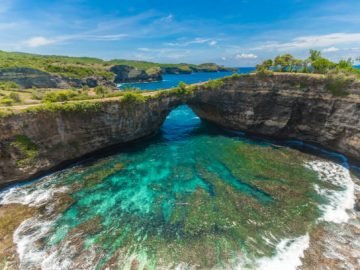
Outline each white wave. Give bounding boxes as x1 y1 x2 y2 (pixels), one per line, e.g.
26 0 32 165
13 217 55 270
238 234 310 270
0 183 68 207
305 160 355 223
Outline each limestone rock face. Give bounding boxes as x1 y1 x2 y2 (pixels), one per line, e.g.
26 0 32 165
0 68 115 89
110 65 162 83
0 74 359 186
189 74 360 162
0 96 182 186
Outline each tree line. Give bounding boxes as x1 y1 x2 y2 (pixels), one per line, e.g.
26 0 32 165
256 50 360 76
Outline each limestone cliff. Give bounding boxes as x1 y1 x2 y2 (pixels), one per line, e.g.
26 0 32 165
189 74 360 161
0 67 115 89
0 73 359 186
110 65 163 83
0 96 181 186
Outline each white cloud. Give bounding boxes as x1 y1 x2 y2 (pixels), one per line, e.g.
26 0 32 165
24 36 57 47
209 40 217 46
255 33 360 51
136 47 191 59
23 33 128 48
322 47 339 53
235 53 258 59
159 14 173 23
80 34 128 41
165 38 218 47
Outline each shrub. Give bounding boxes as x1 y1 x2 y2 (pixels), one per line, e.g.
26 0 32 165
31 90 46 100
0 98 14 106
122 92 146 104
9 92 21 103
43 90 78 102
95 86 109 97
325 74 352 96
256 69 274 79
11 135 39 166
25 101 103 113
0 81 20 91
312 58 336 73
204 79 225 90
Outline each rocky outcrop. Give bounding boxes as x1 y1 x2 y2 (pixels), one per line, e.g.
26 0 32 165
0 64 235 88
0 68 116 89
161 64 236 75
0 96 182 186
0 73 359 186
110 65 162 83
189 74 360 161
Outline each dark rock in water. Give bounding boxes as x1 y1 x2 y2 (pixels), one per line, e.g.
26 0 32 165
110 65 162 83
0 68 115 89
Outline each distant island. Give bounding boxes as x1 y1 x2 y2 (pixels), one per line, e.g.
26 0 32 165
0 50 236 89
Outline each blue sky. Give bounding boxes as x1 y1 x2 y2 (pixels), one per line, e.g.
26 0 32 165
1 0 360 66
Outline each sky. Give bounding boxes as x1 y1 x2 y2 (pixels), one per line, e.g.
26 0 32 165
0 0 360 66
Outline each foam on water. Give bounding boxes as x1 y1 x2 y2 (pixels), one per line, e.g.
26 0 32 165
13 217 56 269
0 176 68 207
306 160 355 223
245 234 310 270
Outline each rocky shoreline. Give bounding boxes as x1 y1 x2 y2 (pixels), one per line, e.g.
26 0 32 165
0 73 359 186
0 63 234 89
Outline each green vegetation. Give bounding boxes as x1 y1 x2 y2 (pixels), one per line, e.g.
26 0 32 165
203 78 225 90
24 101 103 114
257 49 359 77
95 86 109 98
325 74 352 96
0 50 232 80
43 90 78 102
121 92 146 104
11 135 39 166
0 81 19 90
256 49 359 96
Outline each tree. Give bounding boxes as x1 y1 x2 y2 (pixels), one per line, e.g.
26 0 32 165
338 58 353 70
274 54 301 72
309 49 322 62
256 59 273 71
312 58 336 73
178 81 187 90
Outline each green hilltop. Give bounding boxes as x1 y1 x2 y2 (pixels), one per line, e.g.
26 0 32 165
0 50 233 79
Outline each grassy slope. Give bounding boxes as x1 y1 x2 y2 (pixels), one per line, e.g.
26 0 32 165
0 51 231 79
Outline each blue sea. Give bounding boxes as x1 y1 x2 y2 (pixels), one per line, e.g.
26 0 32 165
119 67 255 90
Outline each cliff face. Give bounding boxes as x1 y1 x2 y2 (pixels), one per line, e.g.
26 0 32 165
0 74 359 186
189 74 360 161
110 65 162 83
0 96 181 186
0 68 115 89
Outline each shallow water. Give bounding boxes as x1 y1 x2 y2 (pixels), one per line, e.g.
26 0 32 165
0 105 357 270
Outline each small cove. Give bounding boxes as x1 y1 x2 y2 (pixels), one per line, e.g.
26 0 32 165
0 70 358 270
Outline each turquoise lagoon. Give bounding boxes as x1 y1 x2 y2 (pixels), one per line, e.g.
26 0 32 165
0 70 356 270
